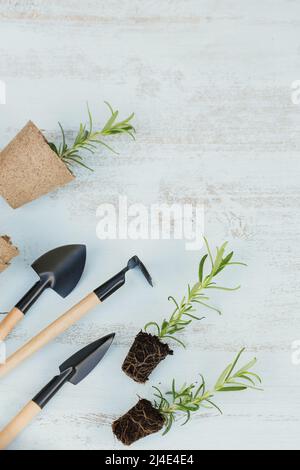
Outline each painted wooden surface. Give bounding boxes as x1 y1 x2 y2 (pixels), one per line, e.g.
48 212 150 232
0 0 300 450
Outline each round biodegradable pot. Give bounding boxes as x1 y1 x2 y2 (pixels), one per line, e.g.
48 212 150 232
0 121 74 209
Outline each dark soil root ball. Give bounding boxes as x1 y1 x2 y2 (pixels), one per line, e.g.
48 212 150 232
122 331 173 383
112 399 165 446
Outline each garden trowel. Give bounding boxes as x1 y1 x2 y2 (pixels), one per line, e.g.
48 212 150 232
0 245 87 341
0 333 115 450
0 256 152 378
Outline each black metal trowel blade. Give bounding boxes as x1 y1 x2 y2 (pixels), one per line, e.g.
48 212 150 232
59 333 116 385
32 244 87 298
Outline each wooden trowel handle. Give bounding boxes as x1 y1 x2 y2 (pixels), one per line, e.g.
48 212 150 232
0 292 100 378
0 401 41 450
0 308 24 342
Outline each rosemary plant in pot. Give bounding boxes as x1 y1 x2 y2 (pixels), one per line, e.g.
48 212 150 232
113 348 262 445
122 239 246 383
0 103 135 209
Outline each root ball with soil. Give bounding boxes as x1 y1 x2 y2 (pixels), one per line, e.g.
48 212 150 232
122 331 173 383
112 399 165 446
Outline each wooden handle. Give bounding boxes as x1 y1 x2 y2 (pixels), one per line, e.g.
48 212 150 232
0 401 41 450
0 308 24 342
0 292 100 379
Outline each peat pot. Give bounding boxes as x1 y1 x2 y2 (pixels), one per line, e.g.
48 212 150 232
0 121 74 209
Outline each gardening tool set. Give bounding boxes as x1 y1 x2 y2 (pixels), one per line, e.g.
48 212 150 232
0 245 153 449
0 238 259 449
0 231 260 450
0 115 257 450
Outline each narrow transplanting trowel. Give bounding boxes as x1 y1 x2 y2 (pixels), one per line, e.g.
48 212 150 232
0 245 87 342
0 333 115 450
0 256 152 378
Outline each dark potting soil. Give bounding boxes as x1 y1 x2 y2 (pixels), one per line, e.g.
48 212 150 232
122 331 173 383
112 399 165 446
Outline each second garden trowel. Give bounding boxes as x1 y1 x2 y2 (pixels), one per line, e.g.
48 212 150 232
0 244 87 341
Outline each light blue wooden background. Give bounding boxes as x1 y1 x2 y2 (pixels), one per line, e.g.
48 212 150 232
0 0 300 450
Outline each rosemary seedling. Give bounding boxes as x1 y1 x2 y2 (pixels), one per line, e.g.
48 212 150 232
145 238 246 347
153 348 262 435
48 102 135 170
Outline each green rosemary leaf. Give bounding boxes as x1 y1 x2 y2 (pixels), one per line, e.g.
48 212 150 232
171 379 176 400
102 110 118 133
115 112 135 125
243 371 262 384
65 157 93 172
48 142 59 154
152 386 164 401
58 122 66 150
206 285 241 291
213 242 228 274
144 322 161 336
87 104 93 132
233 374 257 386
162 415 174 435
162 335 187 348
224 348 245 381
168 296 180 311
214 251 234 275
204 237 214 267
198 254 208 283
217 386 248 392
193 300 221 315
182 312 204 321
91 139 119 155
177 404 197 412
125 130 136 140
104 101 114 114
227 262 248 267
222 251 234 265
205 399 223 415
215 364 233 390
234 359 257 378
195 375 206 397
181 410 191 425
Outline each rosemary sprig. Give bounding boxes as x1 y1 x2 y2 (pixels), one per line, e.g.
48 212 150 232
48 102 135 171
145 238 246 347
153 348 262 435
